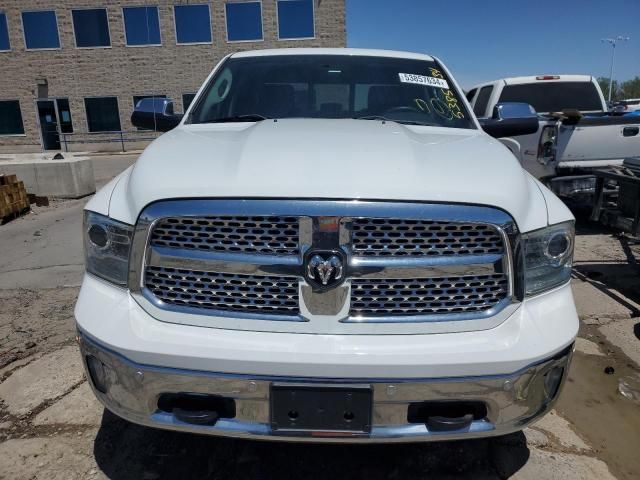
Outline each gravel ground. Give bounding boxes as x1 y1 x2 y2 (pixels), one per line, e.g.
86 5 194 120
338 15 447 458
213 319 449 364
0 154 638 479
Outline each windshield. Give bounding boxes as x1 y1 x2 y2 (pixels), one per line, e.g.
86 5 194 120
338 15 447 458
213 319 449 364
188 55 474 129
498 82 603 113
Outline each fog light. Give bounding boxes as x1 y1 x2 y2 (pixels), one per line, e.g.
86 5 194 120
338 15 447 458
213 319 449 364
86 355 108 393
543 366 564 399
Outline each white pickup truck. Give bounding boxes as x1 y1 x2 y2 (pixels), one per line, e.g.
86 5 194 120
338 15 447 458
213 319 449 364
468 75 640 200
75 48 577 442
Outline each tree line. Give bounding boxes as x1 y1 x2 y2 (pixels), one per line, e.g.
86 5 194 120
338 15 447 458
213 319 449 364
597 77 640 101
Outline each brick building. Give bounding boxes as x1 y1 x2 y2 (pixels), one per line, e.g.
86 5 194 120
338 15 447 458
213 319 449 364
0 0 346 152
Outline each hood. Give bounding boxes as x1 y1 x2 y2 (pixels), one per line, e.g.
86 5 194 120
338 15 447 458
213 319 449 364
113 119 548 231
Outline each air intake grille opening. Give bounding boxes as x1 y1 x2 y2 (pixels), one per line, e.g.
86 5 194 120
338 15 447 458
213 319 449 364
350 274 508 317
145 266 300 316
150 216 300 255
351 218 504 257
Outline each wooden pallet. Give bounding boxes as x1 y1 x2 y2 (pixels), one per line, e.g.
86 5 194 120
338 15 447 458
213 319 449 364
0 174 30 223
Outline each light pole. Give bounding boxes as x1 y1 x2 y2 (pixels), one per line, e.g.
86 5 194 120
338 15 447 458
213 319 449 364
601 36 630 104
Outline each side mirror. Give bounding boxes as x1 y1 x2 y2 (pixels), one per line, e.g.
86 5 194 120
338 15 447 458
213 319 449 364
479 102 539 138
131 98 183 132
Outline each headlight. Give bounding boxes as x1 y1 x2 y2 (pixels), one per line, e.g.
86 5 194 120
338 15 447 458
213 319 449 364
523 221 574 296
83 211 133 286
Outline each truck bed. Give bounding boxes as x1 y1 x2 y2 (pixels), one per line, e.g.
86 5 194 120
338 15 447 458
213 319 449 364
555 115 640 169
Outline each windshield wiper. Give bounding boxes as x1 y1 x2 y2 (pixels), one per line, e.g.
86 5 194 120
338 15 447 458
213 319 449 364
203 114 269 123
354 115 437 126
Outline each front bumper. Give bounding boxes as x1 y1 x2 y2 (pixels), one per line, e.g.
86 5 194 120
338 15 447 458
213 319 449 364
79 332 573 443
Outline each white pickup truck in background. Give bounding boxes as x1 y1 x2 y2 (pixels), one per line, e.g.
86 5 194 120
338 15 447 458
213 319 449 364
468 75 640 201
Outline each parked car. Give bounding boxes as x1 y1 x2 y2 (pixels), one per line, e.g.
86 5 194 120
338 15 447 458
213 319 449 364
76 48 577 442
613 98 640 114
468 75 640 201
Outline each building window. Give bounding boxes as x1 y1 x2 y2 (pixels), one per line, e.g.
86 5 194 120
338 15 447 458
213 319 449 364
174 4 212 44
21 11 60 49
277 0 314 40
225 1 262 42
0 12 10 51
123 6 161 46
0 101 25 135
182 93 197 111
85 97 121 132
72 8 111 48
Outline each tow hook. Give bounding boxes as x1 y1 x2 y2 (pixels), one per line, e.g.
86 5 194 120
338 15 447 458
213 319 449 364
173 408 220 426
408 401 487 432
426 414 474 432
157 393 236 426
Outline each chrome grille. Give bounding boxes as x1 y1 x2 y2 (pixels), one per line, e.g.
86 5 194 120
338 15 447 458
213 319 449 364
150 216 300 255
350 274 509 317
145 266 300 316
135 200 517 327
350 218 504 257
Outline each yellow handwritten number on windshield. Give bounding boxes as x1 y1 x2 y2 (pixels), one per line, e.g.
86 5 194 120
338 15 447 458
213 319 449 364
414 98 430 112
429 68 465 119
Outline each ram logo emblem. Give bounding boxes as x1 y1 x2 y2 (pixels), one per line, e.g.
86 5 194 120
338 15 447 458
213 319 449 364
305 252 344 289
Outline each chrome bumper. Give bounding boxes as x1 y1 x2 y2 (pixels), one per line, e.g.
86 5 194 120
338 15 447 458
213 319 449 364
78 332 573 443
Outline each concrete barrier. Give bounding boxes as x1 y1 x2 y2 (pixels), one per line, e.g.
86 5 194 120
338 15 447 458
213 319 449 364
0 153 96 199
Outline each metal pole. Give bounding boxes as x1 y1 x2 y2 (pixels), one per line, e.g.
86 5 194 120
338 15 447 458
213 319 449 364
120 131 125 152
601 36 630 104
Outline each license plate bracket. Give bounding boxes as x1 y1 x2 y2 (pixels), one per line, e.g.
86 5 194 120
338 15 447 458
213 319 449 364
270 383 372 434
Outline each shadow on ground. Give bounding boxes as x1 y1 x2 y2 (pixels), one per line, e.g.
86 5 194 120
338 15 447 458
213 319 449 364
573 262 640 317
93 410 529 479
573 218 640 314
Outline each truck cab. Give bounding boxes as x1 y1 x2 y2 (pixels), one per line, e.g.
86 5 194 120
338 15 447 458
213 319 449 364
468 75 640 199
468 75 606 178
467 75 606 119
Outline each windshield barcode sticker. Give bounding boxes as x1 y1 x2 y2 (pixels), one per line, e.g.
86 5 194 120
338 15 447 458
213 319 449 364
398 73 449 89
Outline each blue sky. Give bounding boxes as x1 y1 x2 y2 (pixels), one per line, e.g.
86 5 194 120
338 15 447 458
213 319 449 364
346 0 640 89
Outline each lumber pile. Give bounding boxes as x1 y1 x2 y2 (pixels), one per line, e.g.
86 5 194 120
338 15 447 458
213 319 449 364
0 174 30 222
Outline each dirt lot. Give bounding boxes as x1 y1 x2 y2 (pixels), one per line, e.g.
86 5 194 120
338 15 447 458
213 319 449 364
0 155 638 479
